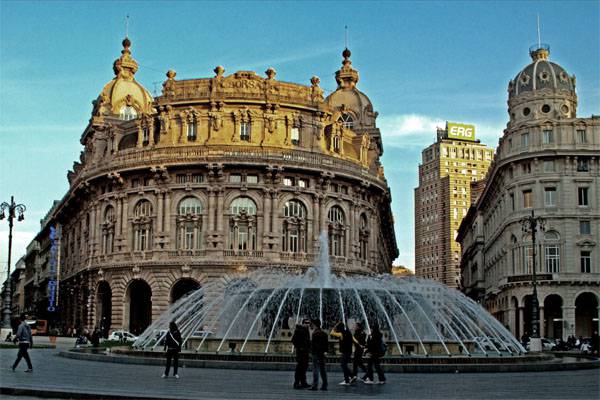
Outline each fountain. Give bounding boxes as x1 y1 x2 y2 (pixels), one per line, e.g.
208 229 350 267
134 234 525 357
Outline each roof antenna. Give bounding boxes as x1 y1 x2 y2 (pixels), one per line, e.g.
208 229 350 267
125 14 130 38
536 13 541 49
344 25 348 49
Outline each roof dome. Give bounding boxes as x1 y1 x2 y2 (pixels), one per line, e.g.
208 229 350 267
92 37 153 118
508 45 575 98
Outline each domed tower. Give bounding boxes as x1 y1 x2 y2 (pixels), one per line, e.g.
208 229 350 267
507 44 577 126
326 48 382 170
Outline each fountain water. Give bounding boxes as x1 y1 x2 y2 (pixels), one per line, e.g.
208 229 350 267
134 234 525 356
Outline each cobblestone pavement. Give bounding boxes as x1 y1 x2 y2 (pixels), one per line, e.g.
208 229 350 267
1 349 598 400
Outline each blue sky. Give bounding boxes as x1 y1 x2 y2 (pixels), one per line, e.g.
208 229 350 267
1 1 598 274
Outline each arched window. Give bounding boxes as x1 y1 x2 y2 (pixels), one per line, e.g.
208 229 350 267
132 200 153 251
338 113 354 129
359 214 369 261
229 197 257 251
102 206 116 254
177 197 203 250
282 200 307 253
544 231 560 273
328 206 346 257
120 106 137 121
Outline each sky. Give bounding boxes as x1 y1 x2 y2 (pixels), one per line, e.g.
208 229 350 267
0 0 599 276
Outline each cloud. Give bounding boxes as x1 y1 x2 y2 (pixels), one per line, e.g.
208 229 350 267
378 113 505 149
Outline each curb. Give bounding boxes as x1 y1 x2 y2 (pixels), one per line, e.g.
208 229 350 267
58 350 600 373
0 386 189 400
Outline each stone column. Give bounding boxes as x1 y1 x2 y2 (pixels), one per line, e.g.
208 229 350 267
115 197 122 236
518 307 525 339
164 191 171 235
312 194 320 241
148 121 155 146
157 191 164 233
263 189 271 233
121 196 129 244
216 188 224 232
271 191 280 237
562 305 576 339
137 124 144 148
206 188 215 232
89 204 96 256
539 306 545 338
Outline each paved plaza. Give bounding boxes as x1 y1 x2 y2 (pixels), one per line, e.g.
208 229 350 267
1 348 599 400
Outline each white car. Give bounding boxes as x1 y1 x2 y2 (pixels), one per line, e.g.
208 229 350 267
108 331 138 343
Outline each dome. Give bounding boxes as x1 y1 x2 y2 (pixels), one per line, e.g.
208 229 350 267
508 45 575 98
92 37 153 118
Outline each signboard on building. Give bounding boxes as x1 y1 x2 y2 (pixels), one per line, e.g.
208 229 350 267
447 122 476 142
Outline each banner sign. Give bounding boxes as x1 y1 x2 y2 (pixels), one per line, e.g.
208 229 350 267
47 226 59 312
447 122 476 142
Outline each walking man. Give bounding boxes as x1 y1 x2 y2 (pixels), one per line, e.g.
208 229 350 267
364 323 386 384
12 314 33 373
310 319 328 391
291 318 311 389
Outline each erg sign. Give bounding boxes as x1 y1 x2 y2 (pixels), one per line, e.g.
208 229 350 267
447 122 476 142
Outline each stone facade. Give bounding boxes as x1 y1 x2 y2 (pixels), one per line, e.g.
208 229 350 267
458 45 600 340
16 39 397 335
415 127 493 288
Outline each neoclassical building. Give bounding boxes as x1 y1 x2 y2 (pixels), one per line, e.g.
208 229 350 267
458 45 599 340
18 39 397 335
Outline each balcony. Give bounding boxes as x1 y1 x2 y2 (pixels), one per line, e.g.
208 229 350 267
223 250 263 258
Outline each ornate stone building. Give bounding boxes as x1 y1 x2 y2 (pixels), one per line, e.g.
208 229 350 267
20 39 397 335
458 45 599 340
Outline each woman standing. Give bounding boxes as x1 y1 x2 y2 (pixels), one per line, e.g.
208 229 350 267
162 321 182 379
363 323 386 384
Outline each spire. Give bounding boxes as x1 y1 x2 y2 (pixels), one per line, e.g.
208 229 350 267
529 14 549 61
335 47 359 89
113 36 139 79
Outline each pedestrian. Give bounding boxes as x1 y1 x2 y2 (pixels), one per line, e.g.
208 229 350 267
309 318 328 391
363 323 386 385
91 327 100 347
12 314 33 373
351 322 367 382
591 331 599 356
329 321 353 385
291 318 311 389
162 321 182 379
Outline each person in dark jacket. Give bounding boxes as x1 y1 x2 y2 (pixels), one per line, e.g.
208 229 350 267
162 321 183 379
330 321 354 385
309 319 328 391
351 322 367 382
291 318 311 389
91 327 101 348
363 323 386 384
12 314 33 372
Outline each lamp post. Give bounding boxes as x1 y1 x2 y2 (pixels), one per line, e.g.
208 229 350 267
1 196 26 329
520 209 545 351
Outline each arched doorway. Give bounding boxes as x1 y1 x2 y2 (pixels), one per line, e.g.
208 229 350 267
170 279 200 304
543 294 563 339
575 292 599 338
126 280 152 335
96 281 112 338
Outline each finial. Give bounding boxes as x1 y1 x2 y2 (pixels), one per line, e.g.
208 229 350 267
214 66 225 77
265 67 276 80
166 70 176 80
344 25 348 49
537 13 541 50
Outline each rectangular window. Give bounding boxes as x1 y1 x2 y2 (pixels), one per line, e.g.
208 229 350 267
578 187 589 206
543 130 554 144
240 122 250 141
510 193 515 211
291 127 300 145
577 129 587 143
131 178 140 188
283 177 294 186
580 220 591 235
229 174 241 183
142 127 150 143
545 245 560 273
187 122 197 140
298 179 308 188
176 174 187 183
191 174 204 183
543 160 555 172
246 175 258 184
577 157 589 172
523 189 533 209
522 162 531 174
544 187 557 207
580 251 591 273
521 132 529 148
508 138 512 150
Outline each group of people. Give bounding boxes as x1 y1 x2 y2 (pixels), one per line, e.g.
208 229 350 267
291 318 386 390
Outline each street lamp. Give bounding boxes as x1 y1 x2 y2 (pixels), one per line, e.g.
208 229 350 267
520 209 545 351
0 196 26 329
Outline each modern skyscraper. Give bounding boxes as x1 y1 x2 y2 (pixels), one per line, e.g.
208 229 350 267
415 123 494 287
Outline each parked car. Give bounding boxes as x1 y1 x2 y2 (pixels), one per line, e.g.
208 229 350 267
108 330 138 343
